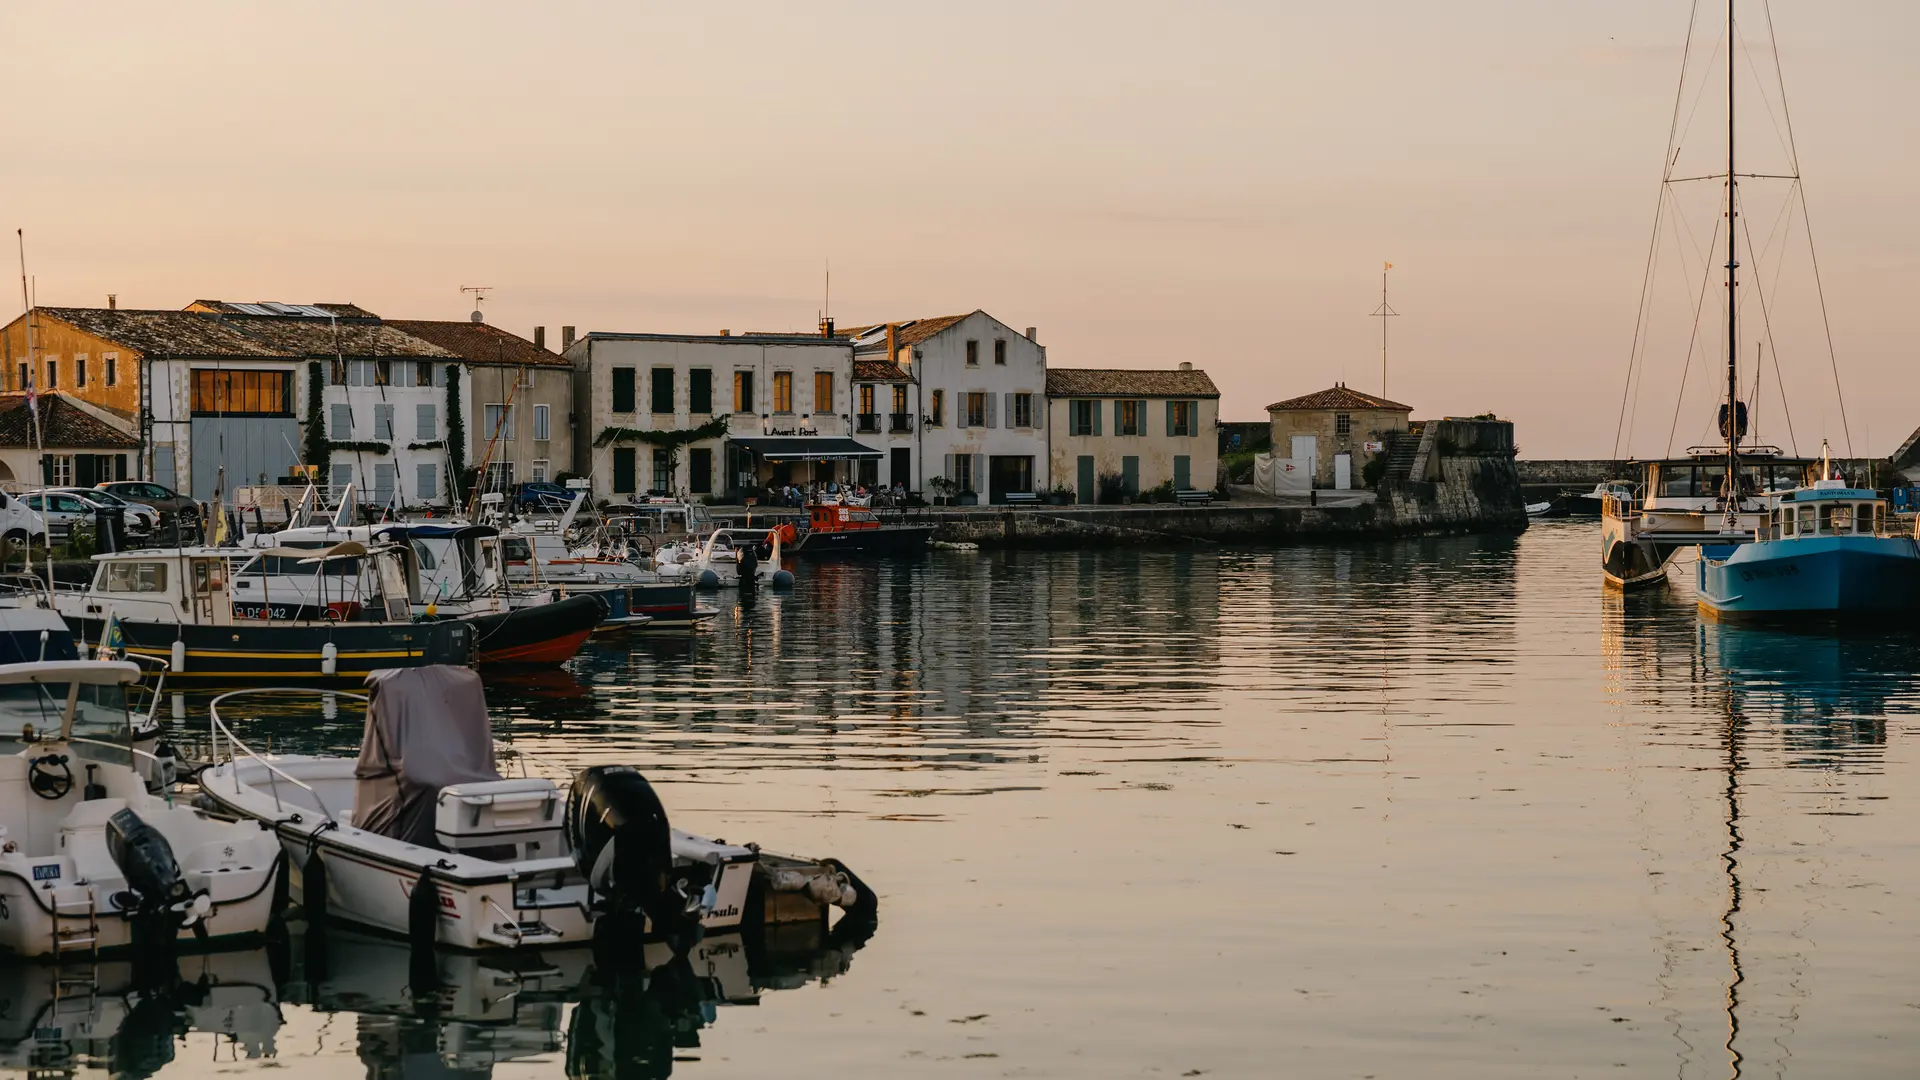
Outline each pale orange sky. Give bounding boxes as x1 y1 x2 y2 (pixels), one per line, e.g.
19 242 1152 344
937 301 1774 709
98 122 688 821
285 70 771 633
5 1 1915 457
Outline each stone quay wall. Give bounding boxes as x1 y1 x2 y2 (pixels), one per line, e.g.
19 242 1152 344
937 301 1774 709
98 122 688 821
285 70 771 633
923 419 1527 548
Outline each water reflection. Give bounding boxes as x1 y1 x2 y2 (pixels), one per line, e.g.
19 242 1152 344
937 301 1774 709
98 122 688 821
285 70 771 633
0 950 280 1079
284 918 871 1080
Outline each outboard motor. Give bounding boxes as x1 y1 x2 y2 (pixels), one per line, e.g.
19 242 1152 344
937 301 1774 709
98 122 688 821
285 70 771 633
566 766 692 942
736 543 759 587
106 808 208 941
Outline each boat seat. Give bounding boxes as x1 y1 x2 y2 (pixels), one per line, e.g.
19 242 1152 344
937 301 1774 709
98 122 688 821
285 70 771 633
59 797 131 891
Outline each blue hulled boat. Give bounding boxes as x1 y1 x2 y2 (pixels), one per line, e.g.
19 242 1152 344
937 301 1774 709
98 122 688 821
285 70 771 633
1697 478 1920 622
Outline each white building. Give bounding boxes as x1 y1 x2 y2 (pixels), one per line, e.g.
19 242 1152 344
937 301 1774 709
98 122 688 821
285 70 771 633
843 311 1048 501
565 329 870 502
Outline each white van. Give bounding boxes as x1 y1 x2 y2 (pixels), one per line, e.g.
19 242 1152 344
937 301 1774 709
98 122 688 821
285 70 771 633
0 490 47 546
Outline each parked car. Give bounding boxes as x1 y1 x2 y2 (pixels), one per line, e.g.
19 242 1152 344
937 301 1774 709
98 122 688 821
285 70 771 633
94 481 200 533
513 481 575 509
23 491 104 542
43 487 161 536
0 491 47 547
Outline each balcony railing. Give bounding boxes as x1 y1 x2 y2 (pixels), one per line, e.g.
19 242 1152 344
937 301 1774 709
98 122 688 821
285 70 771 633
889 412 913 433
856 413 881 434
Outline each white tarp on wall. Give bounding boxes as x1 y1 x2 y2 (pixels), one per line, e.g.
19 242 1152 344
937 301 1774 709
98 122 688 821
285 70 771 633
1253 454 1311 497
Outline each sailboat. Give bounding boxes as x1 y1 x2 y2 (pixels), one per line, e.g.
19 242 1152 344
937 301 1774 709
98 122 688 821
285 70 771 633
1601 0 1838 588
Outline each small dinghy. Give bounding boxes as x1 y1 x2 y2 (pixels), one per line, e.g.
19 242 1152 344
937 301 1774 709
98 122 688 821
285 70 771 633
0 660 283 959
197 666 869 950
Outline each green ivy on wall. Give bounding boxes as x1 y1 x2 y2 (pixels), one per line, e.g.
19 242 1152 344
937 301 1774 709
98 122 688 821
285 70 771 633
445 364 466 503
303 361 329 467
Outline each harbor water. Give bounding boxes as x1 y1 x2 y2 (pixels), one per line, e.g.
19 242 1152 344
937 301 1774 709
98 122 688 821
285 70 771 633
34 520 1920 1078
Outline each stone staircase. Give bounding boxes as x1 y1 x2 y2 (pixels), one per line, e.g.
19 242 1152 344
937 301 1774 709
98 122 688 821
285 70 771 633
1382 423 1425 482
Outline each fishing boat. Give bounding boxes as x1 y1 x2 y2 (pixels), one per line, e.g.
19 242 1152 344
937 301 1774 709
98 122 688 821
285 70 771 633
651 528 794 589
780 501 935 556
196 666 871 951
494 513 714 631
0 660 283 958
241 525 611 665
1601 0 1849 588
52 545 478 679
1696 453 1920 621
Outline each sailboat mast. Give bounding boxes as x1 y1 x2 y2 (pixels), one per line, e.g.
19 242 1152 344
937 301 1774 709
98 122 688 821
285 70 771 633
1724 0 1741 516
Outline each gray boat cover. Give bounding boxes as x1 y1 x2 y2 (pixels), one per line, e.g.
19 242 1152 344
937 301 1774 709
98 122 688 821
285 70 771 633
353 666 501 847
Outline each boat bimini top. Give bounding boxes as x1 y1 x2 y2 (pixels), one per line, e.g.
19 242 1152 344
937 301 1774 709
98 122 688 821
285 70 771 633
0 661 142 742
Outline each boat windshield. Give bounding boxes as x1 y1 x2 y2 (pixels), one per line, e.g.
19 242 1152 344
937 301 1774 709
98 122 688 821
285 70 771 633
1654 461 1804 498
0 680 131 760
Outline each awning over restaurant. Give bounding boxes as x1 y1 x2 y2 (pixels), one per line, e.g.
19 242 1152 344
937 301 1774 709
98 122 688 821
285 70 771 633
730 436 883 461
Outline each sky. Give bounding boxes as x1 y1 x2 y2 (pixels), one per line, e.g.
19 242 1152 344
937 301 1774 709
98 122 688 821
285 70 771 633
4 0 1916 457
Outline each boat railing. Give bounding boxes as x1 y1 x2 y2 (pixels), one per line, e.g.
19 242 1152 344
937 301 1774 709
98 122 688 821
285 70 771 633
1601 492 1637 519
208 687 370 822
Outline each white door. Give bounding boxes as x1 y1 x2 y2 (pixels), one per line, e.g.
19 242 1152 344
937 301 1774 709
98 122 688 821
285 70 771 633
1290 435 1318 485
1334 452 1352 490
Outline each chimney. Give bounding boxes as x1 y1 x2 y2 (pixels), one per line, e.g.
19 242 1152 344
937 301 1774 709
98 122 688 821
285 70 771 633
885 323 899 371
1025 327 1037 342
819 316 835 338
561 326 576 350
720 329 731 337
1179 361 1193 371
533 326 546 350
107 294 118 310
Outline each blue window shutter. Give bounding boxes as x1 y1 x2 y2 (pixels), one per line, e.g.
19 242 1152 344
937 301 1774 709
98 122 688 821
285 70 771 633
331 403 351 438
417 403 436 440
1165 400 1175 436
1092 400 1102 436
417 463 438 501
943 453 955 486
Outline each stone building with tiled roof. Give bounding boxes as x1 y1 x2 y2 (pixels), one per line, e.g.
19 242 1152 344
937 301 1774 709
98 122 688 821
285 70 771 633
1266 381 1412 489
0 301 563 505
1045 364 1221 502
844 310 1046 499
0 393 142 487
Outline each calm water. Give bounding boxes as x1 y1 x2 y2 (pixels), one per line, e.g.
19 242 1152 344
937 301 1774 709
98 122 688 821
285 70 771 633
16 520 1920 1078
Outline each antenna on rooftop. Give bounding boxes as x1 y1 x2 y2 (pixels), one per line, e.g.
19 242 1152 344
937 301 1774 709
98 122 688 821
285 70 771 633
1369 262 1399 398
461 285 492 324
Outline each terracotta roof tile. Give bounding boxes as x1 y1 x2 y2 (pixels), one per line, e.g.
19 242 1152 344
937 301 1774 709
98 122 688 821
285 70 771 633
852 359 910 381
32 308 455 360
386 320 571 368
1265 385 1412 412
1044 367 1220 398
0 394 140 449
839 313 975 350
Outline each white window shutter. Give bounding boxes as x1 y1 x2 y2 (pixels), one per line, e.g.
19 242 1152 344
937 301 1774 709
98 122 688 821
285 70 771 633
943 453 955 485
974 453 986 492
1005 394 1015 428
985 392 997 428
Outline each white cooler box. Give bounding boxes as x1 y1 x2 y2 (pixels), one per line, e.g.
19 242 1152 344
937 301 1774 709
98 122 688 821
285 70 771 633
434 778 565 860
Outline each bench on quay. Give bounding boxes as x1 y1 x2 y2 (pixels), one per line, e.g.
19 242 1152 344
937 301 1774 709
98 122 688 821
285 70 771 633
1175 489 1214 506
1002 492 1041 506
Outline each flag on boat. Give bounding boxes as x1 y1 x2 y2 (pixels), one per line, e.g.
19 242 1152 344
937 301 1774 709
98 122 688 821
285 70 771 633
97 614 124 659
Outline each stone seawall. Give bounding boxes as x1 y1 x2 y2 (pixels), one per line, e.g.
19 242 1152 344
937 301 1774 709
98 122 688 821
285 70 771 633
925 423 1528 548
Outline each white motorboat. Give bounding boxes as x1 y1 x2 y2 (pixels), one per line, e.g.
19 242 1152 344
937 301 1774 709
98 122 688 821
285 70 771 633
196 666 868 951
0 660 283 958
651 528 793 590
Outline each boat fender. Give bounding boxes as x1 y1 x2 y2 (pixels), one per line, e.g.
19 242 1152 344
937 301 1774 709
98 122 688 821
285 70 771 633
170 639 186 673
697 569 720 589
771 569 794 589
820 857 878 920
321 641 338 677
302 850 328 922
409 867 439 948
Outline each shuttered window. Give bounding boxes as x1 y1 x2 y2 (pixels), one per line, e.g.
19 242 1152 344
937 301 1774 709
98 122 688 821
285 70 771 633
416 463 438 501
690 369 713 414
612 368 636 413
416 403 437 440
651 367 674 414
374 404 395 440
612 447 637 494
330 403 352 438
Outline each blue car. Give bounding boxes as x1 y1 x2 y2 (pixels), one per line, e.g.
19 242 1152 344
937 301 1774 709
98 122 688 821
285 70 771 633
514 481 575 509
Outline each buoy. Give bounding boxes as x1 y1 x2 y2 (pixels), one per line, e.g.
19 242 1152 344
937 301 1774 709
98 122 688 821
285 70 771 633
320 641 338 676
424 601 438 618
771 569 795 588
170 639 186 672
697 569 720 589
